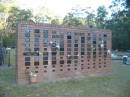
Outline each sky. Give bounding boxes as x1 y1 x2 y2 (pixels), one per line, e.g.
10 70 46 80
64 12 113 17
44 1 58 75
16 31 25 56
15 0 112 17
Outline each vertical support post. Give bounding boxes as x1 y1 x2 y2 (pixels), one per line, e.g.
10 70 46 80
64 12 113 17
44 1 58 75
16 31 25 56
6 47 11 67
8 49 10 66
0 32 3 47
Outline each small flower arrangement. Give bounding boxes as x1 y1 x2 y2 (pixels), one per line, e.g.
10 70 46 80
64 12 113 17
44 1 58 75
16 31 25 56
25 67 37 83
26 68 37 77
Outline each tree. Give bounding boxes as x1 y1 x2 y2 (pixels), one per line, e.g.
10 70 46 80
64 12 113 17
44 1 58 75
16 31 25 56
0 4 33 47
126 0 130 7
96 6 108 28
7 7 33 31
63 13 83 26
32 6 54 23
51 16 60 25
5 7 33 47
33 15 52 23
106 0 130 50
85 12 95 26
81 7 96 26
0 2 14 46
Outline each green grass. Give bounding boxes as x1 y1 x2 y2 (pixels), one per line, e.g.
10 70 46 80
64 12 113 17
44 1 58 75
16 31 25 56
0 60 130 97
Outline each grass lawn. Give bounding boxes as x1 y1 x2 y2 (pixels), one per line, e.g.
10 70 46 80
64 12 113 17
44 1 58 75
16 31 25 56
0 60 130 97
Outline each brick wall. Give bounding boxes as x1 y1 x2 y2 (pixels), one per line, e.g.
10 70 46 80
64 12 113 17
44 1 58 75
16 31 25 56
16 21 112 84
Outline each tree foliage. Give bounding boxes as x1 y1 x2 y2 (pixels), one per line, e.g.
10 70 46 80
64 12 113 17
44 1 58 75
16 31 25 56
51 16 60 25
96 6 108 28
0 2 33 47
0 0 130 50
63 13 83 26
105 0 130 50
7 7 33 31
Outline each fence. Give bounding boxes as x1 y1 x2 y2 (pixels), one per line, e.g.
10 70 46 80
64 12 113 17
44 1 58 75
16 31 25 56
0 47 16 66
0 47 5 66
